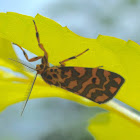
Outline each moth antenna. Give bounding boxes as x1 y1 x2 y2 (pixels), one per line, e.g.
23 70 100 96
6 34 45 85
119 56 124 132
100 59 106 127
21 72 38 116
8 58 36 71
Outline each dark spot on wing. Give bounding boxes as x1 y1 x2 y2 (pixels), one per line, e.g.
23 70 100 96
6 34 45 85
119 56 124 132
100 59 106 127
61 71 65 75
47 81 53 85
47 75 52 80
53 74 58 78
92 78 96 83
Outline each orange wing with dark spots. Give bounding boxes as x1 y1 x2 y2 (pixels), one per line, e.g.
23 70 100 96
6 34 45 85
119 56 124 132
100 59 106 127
41 67 125 104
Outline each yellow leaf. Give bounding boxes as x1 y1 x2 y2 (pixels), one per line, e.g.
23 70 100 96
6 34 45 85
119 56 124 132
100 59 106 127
0 12 140 127
97 36 140 110
0 38 19 71
88 112 140 140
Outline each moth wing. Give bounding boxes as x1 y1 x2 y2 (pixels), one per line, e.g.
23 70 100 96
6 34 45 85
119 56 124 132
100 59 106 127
57 67 125 104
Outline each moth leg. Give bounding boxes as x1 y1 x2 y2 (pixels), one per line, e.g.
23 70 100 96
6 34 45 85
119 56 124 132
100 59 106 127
33 20 48 60
59 49 89 66
13 43 43 62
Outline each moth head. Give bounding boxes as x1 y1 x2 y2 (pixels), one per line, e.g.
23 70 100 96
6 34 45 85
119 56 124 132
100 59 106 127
36 64 45 74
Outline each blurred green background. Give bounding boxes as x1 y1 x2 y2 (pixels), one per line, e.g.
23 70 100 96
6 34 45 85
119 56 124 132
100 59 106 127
0 0 140 140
